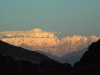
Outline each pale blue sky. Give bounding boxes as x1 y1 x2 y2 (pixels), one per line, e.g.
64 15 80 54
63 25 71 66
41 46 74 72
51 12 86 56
0 0 100 38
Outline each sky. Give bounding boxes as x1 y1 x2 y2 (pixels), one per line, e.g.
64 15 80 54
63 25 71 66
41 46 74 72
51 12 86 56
0 0 100 38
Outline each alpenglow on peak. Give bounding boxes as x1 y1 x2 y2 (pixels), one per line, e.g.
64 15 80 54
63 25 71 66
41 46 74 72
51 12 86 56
30 28 42 32
0 28 100 56
30 28 55 38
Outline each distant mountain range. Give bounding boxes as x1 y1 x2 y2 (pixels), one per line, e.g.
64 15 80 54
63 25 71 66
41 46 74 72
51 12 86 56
36 48 87 66
0 28 100 57
0 36 100 75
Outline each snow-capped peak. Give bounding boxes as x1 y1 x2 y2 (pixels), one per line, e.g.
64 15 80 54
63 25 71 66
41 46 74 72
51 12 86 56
0 29 100 56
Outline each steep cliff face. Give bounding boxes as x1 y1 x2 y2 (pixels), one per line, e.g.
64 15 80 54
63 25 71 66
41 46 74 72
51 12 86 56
0 28 99 56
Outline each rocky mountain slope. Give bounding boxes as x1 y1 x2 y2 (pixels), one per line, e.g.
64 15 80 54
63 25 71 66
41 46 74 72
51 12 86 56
0 28 100 56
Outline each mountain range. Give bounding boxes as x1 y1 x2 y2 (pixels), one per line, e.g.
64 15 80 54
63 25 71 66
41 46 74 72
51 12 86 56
0 36 100 75
36 48 87 66
0 28 100 56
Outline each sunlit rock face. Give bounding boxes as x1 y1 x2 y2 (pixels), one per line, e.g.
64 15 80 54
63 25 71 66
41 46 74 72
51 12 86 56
0 28 100 56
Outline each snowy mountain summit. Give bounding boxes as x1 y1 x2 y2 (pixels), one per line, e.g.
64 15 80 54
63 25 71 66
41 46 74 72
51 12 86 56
0 28 100 56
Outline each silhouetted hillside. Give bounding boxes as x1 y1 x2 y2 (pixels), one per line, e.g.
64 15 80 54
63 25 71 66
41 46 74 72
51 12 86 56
0 53 43 75
0 52 74 75
0 40 74 75
0 40 49 63
74 39 100 75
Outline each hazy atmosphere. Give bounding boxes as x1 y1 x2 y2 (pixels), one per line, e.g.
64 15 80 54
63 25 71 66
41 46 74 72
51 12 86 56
0 0 100 38
1 1 100 75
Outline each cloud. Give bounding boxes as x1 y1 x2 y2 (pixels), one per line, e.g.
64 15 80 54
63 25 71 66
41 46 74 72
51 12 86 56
0 28 59 38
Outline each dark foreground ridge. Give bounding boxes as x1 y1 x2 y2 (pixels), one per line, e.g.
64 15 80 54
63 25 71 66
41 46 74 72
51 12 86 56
0 39 100 75
0 40 49 63
74 39 100 75
0 40 72 75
